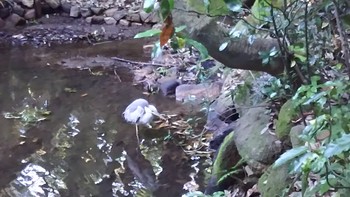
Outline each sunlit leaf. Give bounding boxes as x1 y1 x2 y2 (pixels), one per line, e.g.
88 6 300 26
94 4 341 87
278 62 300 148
175 25 186 32
324 134 350 158
134 29 162 38
143 0 156 13
273 146 308 168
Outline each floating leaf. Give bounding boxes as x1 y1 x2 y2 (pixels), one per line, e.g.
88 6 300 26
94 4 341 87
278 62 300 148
134 29 162 38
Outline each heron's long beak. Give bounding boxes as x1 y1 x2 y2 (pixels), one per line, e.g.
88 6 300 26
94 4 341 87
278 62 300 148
151 111 167 120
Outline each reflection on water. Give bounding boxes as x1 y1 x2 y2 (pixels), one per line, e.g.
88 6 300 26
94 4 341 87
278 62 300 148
0 42 206 196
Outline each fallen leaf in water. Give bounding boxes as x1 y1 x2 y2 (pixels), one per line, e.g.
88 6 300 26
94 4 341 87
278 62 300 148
64 87 77 93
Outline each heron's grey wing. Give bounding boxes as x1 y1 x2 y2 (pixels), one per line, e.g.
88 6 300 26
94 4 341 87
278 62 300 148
123 105 145 124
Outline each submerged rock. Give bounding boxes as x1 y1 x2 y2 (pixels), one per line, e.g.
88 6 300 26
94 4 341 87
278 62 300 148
158 77 180 96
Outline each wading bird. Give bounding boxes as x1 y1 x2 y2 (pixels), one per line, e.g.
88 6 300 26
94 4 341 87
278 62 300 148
123 98 161 143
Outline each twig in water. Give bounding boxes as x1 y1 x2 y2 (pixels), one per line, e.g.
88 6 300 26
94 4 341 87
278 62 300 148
114 69 122 82
111 56 165 67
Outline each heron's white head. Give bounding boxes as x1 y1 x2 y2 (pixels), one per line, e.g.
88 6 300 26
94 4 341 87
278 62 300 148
145 104 159 116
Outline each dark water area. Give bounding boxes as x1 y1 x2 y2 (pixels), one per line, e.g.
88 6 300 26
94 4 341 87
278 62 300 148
0 41 207 196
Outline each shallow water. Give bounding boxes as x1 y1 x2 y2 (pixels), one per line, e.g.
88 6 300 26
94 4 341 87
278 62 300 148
0 41 206 197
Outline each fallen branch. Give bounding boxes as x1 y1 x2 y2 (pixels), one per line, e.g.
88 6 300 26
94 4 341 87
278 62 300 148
111 56 165 67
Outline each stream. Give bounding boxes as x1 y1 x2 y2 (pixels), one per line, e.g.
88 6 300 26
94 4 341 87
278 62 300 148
0 40 208 197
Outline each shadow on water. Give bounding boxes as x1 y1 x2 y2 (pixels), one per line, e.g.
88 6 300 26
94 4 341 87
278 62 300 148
0 40 205 196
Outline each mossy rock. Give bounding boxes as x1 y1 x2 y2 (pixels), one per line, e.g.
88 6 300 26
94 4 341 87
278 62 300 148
258 164 291 197
275 99 298 139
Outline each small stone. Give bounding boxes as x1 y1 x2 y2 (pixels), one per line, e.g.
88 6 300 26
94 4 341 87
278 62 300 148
152 23 162 30
131 22 142 26
6 13 26 26
61 2 71 13
0 8 11 19
139 10 159 23
13 5 25 17
126 13 141 23
104 8 118 17
21 0 34 8
91 7 103 15
119 19 129 26
70 5 80 18
80 7 92 18
24 9 36 20
158 77 180 96
112 10 127 21
44 0 60 9
91 16 105 24
85 16 92 23
104 17 116 25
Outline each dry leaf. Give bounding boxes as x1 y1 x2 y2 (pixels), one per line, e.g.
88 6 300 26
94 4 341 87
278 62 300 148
160 15 175 46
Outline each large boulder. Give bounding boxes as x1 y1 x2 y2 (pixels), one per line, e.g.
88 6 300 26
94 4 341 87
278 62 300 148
175 82 221 103
234 105 282 171
44 0 60 9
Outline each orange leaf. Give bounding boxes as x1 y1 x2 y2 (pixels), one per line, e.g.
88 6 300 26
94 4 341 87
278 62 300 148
160 15 175 46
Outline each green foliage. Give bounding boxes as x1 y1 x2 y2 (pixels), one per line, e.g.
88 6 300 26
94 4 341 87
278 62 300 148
183 191 226 197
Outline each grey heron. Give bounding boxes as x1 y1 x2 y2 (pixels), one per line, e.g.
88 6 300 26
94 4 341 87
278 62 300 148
123 98 162 143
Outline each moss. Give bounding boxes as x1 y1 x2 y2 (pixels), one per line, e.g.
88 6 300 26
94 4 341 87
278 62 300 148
275 99 298 139
258 164 291 197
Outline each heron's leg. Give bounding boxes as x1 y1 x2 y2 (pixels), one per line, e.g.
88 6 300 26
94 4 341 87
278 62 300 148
135 124 140 144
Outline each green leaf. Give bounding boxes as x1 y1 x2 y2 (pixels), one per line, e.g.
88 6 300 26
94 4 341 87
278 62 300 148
324 134 350 158
185 38 209 59
273 146 308 168
168 0 174 10
143 0 156 13
223 0 242 12
160 0 171 19
175 25 186 32
134 29 162 38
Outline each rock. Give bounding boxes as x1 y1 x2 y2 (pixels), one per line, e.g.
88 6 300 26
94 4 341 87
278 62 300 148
6 13 26 26
91 7 103 15
112 10 127 21
119 19 129 26
104 17 116 25
91 16 105 24
69 5 80 18
24 9 36 20
21 0 34 8
175 83 221 103
140 10 160 23
131 22 142 26
0 8 11 19
234 105 282 171
134 66 154 81
158 77 180 96
152 23 162 29
80 7 92 18
275 99 297 139
85 16 92 23
44 0 60 9
126 13 141 23
258 164 291 197
104 8 119 17
209 122 236 150
12 5 25 17
289 125 305 148
61 2 71 13
33 0 42 17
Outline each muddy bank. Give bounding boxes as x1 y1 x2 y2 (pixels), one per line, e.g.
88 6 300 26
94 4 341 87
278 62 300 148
0 14 151 47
